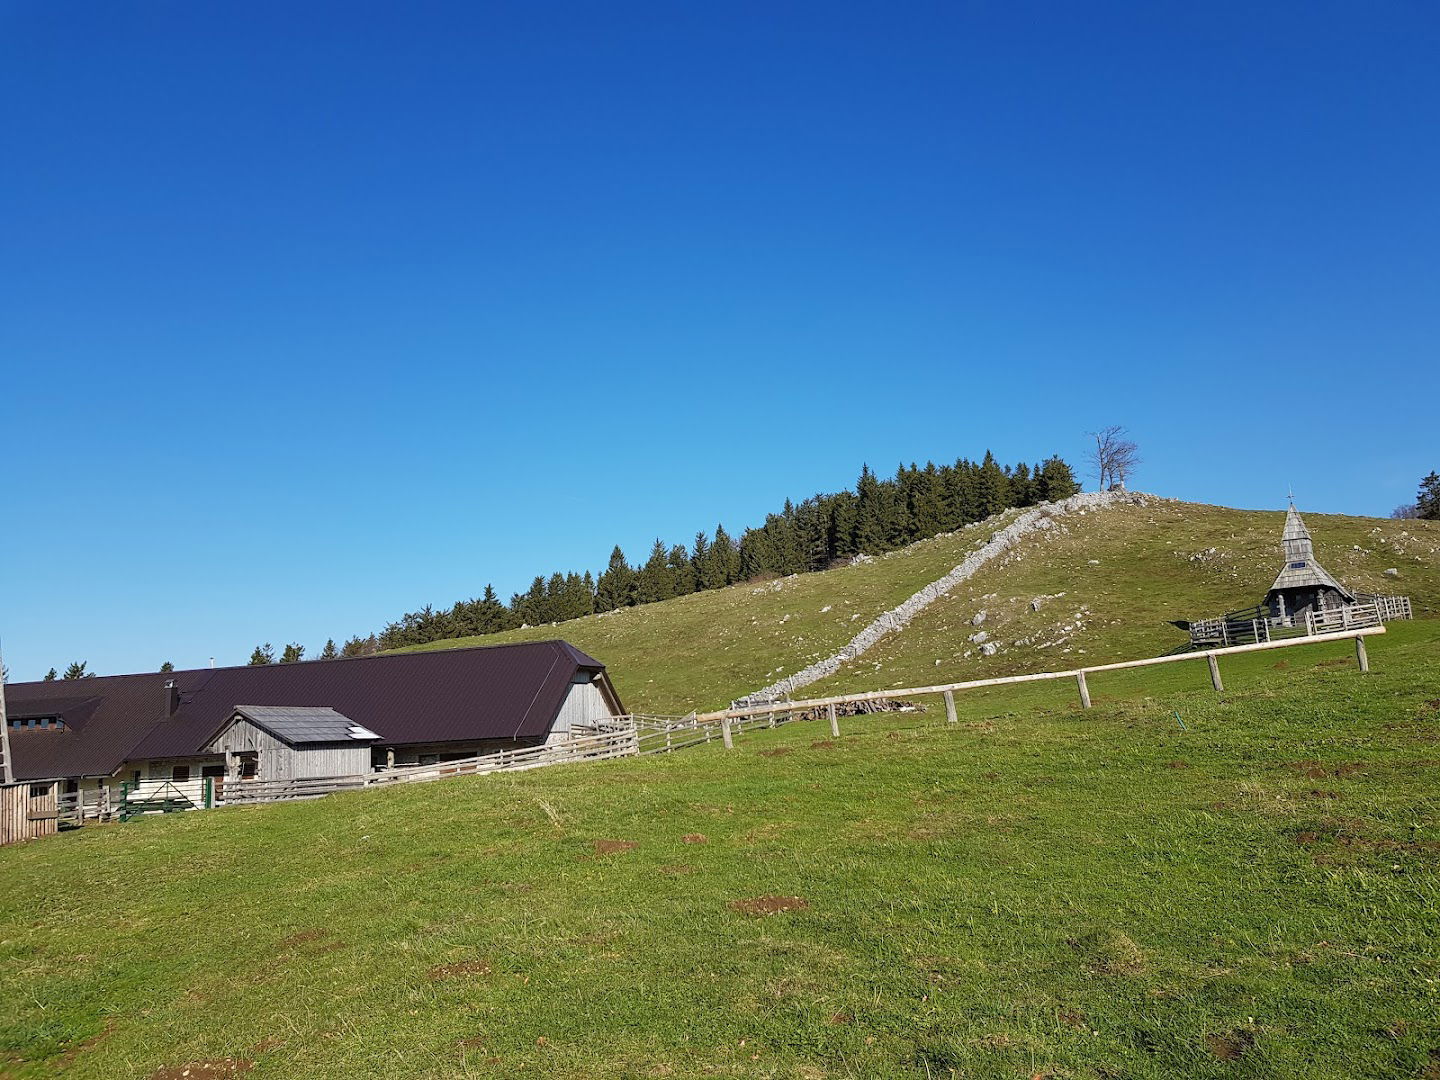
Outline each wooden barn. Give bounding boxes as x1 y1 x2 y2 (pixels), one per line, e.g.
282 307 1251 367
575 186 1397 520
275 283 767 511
1 640 625 820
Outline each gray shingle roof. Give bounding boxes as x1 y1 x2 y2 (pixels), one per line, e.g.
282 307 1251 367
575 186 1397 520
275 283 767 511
231 705 381 746
1267 506 1355 599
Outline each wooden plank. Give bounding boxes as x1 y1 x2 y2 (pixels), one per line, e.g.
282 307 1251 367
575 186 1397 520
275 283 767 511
1075 671 1091 709
1355 634 1370 673
943 690 958 725
828 703 840 738
1207 653 1223 692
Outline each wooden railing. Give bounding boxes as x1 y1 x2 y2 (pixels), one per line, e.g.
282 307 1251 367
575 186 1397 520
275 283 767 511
692 624 1388 736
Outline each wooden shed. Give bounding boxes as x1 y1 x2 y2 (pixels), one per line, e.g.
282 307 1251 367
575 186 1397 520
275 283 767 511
205 706 381 784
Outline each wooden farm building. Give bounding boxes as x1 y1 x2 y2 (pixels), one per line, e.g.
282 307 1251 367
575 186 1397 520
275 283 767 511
2 640 623 811
1182 504 1411 648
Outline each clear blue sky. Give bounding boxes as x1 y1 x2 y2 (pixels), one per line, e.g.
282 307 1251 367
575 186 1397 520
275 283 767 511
2 2 1436 680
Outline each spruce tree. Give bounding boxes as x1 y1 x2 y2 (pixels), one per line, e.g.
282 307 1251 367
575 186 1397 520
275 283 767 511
249 643 275 666
159 661 174 673
43 667 58 681
1036 456 1080 501
595 546 635 611
976 450 1010 519
63 661 92 679
637 539 675 603
667 544 695 595
853 465 886 553
280 642 305 664
1417 471 1440 520
320 639 339 660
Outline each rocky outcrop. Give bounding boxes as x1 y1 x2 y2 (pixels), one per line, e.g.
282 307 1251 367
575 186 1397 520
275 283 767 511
731 490 1154 707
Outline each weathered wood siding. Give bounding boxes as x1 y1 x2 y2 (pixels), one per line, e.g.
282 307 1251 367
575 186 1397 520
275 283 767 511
206 717 370 781
1 780 58 846
547 675 615 744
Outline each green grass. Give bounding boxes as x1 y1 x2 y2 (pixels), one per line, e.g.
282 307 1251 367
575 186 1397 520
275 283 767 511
396 500 1440 715
3 621 1438 1079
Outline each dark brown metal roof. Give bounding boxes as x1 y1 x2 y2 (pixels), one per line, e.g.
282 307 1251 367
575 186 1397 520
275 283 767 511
4 640 618 781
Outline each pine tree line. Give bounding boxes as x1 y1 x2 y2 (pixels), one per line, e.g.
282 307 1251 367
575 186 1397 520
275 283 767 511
352 452 1079 653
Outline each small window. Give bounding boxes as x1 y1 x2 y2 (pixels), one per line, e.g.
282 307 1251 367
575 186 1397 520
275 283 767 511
1290 561 1308 569
172 766 191 782
238 753 258 779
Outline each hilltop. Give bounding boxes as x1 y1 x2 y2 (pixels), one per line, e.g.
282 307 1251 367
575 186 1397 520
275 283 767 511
398 497 1440 713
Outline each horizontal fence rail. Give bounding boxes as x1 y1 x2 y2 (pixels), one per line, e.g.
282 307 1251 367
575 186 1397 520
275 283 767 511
695 624 1387 724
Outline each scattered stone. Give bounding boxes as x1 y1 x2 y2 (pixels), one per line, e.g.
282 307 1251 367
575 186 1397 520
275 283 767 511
971 611 988 627
1385 568 1400 577
969 631 989 644
820 604 832 613
1087 559 1100 566
980 643 999 657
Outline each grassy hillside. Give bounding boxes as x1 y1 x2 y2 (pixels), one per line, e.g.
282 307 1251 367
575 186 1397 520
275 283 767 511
400 499 1440 713
2 622 1438 1079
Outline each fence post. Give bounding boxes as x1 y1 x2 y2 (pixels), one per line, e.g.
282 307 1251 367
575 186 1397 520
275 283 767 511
943 690 958 725
1207 653 1224 692
828 703 840 738
721 715 734 750
1355 634 1370 673
1076 670 1092 709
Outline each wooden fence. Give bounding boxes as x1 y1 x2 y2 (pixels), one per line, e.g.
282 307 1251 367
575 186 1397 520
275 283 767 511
692 625 1388 740
2 624 1393 844
1 780 59 846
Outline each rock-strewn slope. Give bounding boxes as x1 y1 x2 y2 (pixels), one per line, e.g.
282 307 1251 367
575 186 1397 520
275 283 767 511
733 490 1156 705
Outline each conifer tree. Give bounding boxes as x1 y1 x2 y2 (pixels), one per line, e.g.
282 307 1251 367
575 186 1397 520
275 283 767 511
667 545 695 595
320 639 339 660
595 546 635 611
280 643 305 664
690 531 710 586
710 524 741 587
63 661 92 679
854 465 886 553
976 450 1010 519
1035 456 1080 501
636 539 675 603
249 643 275 666
1417 471 1440 520
43 667 58 681
159 661 174 673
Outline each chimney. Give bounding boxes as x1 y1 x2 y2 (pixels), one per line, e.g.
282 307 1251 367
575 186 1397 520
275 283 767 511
162 679 179 719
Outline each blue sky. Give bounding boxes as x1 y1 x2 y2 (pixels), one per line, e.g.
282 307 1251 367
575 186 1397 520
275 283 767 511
2 2 1436 679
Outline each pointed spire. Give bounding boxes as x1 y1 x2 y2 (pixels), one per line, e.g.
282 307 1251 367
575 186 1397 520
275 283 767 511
1281 503 1313 563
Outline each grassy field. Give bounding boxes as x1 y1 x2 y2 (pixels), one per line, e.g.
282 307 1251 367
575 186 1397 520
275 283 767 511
398 499 1440 714
3 620 1438 1079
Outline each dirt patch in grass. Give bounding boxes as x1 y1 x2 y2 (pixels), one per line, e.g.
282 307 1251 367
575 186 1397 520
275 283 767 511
427 960 492 980
278 929 328 949
1289 761 1363 779
729 895 810 916
682 833 707 844
810 740 837 750
1166 760 1190 769
148 1059 253 1079
55 1018 116 1070
594 839 637 855
1057 1007 1087 1029
758 747 792 758
1204 1029 1255 1060
456 1035 488 1049
658 864 695 876
249 1038 283 1055
1272 660 1290 670
1069 930 1146 975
